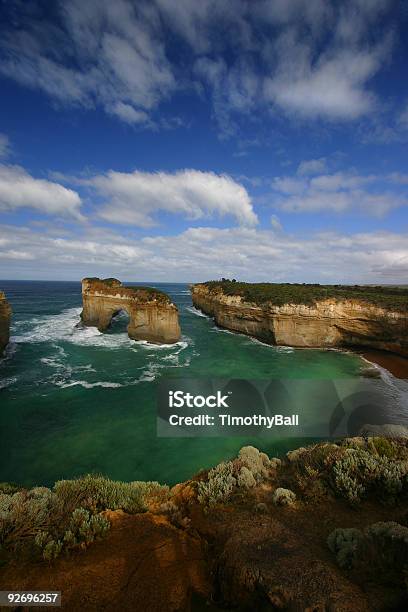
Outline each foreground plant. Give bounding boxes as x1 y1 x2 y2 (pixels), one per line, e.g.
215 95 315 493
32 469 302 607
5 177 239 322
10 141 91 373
0 475 167 561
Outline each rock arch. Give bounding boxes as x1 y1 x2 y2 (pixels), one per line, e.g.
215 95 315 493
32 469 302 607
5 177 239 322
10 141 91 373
80 278 181 344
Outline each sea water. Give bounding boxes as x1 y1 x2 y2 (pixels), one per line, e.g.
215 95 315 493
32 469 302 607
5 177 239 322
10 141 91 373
0 280 401 488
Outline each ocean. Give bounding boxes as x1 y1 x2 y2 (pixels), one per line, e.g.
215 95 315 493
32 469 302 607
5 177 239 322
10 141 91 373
0 280 406 488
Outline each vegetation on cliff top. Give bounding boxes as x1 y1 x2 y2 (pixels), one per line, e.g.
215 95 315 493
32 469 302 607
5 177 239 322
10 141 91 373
199 280 408 311
2 438 407 608
83 278 171 304
0 476 167 562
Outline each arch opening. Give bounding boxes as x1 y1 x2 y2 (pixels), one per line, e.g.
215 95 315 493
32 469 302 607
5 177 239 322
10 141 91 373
107 308 130 334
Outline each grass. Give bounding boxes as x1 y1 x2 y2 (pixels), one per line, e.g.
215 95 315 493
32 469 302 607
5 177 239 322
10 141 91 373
199 280 408 311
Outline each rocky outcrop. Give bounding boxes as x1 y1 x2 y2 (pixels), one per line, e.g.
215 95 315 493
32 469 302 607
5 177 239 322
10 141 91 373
81 278 181 344
191 283 408 356
0 291 11 356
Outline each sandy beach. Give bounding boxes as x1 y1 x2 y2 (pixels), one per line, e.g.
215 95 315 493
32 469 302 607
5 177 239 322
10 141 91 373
359 349 408 379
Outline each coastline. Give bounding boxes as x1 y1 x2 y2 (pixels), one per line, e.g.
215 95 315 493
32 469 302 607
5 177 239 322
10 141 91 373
191 296 408 380
357 349 408 379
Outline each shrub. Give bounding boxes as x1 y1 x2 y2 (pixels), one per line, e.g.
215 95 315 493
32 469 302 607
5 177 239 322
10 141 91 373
54 475 166 514
238 446 270 480
197 462 236 506
327 528 364 568
328 522 408 585
286 447 308 463
332 449 408 503
255 502 268 513
197 447 273 506
269 458 282 470
272 487 296 506
0 483 21 495
33 508 110 561
0 474 168 562
237 466 256 489
364 521 408 577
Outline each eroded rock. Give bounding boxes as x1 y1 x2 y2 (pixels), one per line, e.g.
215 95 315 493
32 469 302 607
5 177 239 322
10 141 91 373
0 291 11 356
80 278 181 344
191 283 408 356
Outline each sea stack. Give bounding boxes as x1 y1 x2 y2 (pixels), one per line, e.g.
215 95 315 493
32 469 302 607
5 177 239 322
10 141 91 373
80 278 181 344
0 291 11 357
191 281 408 357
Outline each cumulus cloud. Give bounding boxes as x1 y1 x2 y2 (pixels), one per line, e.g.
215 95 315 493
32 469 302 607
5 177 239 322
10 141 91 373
0 0 396 133
0 134 11 158
272 170 408 216
1 224 407 283
88 169 257 227
0 165 83 220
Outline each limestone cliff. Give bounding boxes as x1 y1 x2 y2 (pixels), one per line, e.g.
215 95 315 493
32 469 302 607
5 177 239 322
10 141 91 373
81 278 181 344
191 283 408 356
0 291 11 357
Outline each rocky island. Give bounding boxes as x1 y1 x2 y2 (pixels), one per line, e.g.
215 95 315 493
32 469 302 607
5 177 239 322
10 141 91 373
191 281 408 357
80 278 181 344
0 291 11 357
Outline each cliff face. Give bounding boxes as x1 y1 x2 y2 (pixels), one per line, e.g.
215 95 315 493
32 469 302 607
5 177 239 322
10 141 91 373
0 291 11 356
81 278 181 344
191 284 408 356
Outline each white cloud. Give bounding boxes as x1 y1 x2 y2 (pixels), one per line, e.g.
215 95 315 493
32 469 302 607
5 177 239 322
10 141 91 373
270 214 283 231
272 170 408 216
0 0 175 126
0 0 396 133
108 102 150 125
264 46 383 120
1 223 408 283
297 158 327 176
88 169 257 227
0 165 83 220
0 134 11 158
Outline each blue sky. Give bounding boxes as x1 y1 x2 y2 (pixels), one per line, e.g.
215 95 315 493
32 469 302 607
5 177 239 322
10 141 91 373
0 0 408 282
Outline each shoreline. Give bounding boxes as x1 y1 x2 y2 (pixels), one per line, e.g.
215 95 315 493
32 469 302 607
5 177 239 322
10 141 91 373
193 301 408 380
356 348 408 379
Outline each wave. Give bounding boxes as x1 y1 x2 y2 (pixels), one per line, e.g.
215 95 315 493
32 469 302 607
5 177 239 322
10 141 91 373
0 342 18 364
134 338 189 351
0 376 17 390
12 308 136 349
55 380 123 389
12 308 195 356
185 306 210 319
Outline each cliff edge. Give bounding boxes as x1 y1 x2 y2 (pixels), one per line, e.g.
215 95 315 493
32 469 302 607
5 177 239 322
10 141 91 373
1 438 408 611
0 291 11 356
191 281 408 356
81 278 181 344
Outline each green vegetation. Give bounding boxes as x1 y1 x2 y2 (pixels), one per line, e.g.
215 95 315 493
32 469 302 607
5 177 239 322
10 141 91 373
84 277 172 303
289 438 408 504
328 522 408 586
122 285 171 303
197 446 274 506
201 279 408 311
0 475 167 562
272 487 296 506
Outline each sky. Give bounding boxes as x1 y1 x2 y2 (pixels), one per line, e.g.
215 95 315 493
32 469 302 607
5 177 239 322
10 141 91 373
0 0 408 283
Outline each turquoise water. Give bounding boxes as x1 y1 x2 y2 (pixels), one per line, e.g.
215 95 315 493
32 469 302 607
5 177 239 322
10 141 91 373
0 281 380 487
